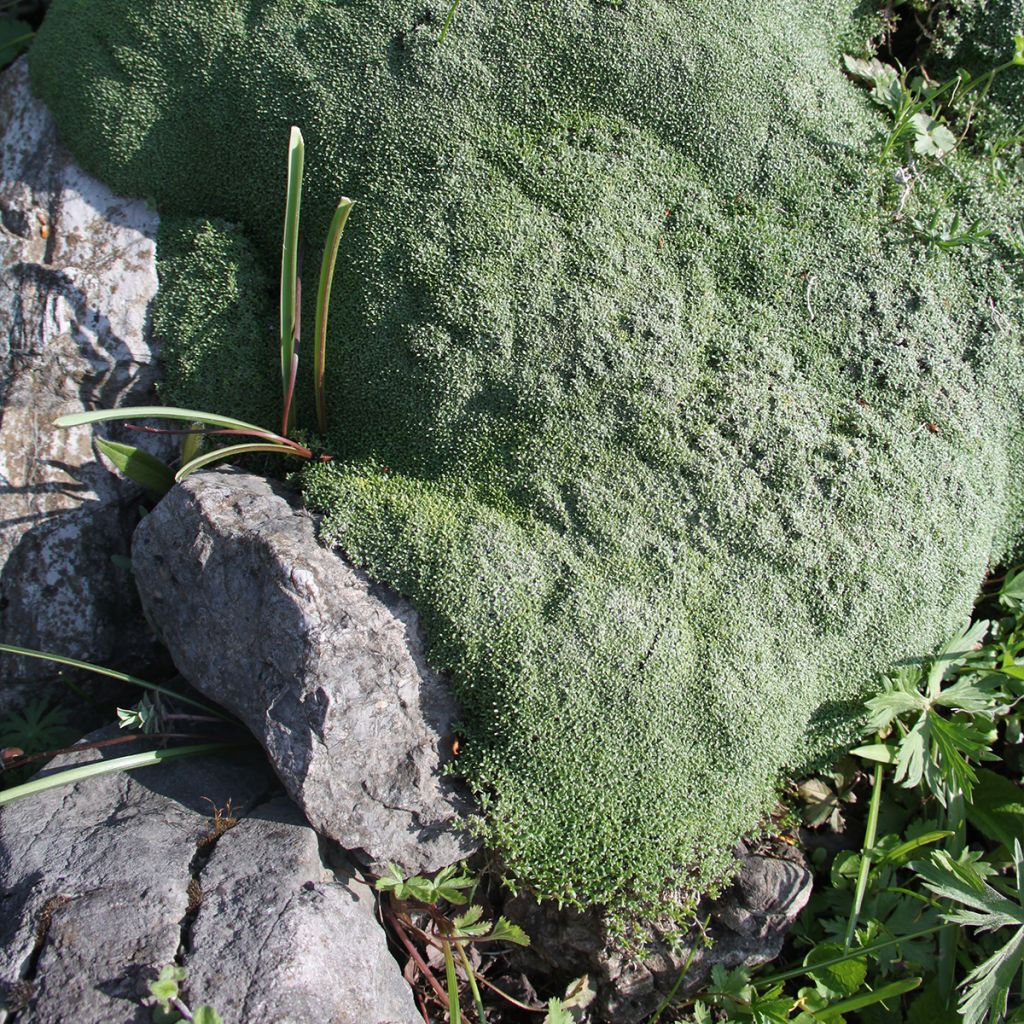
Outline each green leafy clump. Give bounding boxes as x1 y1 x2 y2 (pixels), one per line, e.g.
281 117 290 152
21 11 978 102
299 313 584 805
928 0 1024 139
29 0 1024 912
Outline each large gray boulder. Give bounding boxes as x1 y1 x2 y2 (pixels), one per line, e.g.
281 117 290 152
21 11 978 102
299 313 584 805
0 735 420 1024
132 468 477 874
507 841 813 1023
0 58 172 713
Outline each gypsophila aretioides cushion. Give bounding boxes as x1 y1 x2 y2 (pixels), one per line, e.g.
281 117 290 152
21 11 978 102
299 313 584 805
31 0 1024 914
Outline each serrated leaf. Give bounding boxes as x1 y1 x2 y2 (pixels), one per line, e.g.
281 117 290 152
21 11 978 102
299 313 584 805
928 621 990 696
489 915 530 946
453 904 484 928
866 688 926 732
958 927 1024 1024
894 716 929 791
544 998 575 1024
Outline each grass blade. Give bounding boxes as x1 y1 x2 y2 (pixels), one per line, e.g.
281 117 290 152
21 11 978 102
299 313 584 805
0 744 234 806
175 442 305 481
845 759 885 948
280 126 304 432
95 438 175 496
439 0 463 43
314 197 354 434
443 938 462 1023
0 642 229 719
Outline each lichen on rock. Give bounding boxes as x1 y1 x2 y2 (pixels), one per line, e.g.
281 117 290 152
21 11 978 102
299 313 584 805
29 0 1024 912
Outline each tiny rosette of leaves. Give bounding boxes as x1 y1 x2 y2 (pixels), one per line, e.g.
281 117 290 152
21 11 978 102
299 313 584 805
912 843 1024 1024
148 965 185 1011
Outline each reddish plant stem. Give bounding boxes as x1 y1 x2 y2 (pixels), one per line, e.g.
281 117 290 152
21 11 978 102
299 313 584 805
384 906 450 1008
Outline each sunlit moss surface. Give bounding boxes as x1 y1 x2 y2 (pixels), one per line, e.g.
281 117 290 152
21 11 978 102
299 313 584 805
31 0 1024 910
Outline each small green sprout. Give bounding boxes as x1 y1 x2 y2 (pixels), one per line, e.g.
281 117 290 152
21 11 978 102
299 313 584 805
147 964 223 1024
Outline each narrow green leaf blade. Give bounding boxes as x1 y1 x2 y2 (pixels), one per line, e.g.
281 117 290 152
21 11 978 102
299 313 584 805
850 742 898 764
95 438 175 496
814 977 922 1019
54 406 272 436
443 940 462 1023
0 642 228 719
314 197 354 434
280 126 304 422
0 744 233 806
175 443 300 481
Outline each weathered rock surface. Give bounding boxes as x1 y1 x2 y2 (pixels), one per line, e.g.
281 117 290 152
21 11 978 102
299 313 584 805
0 733 421 1024
507 842 813 1023
132 468 477 874
0 58 172 712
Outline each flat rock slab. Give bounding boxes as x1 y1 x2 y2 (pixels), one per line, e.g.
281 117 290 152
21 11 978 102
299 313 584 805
0 734 420 1024
0 58 172 711
132 468 477 874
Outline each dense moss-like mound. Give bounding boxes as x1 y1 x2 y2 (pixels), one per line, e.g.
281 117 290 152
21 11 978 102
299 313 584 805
31 0 1024 910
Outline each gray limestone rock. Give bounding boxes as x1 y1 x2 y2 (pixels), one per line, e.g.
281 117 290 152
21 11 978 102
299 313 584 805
0 58 173 713
0 733 420 1024
131 468 478 875
506 841 813 1023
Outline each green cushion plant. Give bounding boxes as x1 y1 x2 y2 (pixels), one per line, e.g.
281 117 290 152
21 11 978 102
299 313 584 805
29 0 1024 915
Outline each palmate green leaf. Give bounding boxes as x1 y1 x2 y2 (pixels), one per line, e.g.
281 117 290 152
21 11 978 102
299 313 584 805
958 928 1024 1024
893 715 929 790
927 621 990 698
911 112 957 158
928 713 987 802
95 437 175 496
914 851 1024 930
0 699 78 751
934 674 1003 713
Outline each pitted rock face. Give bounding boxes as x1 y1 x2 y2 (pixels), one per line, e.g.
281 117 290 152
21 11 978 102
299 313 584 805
0 734 421 1024
0 58 171 710
131 468 477 874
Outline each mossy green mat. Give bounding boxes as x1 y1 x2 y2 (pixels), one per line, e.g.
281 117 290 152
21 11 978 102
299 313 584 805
31 0 1024 911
